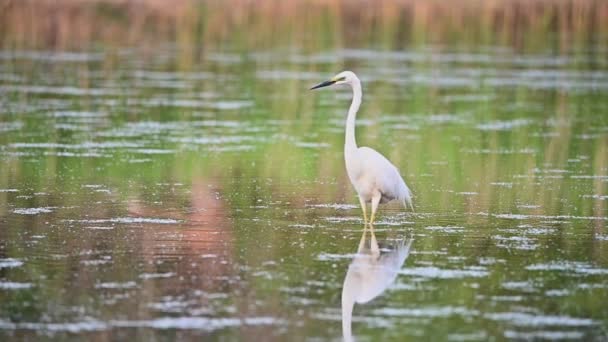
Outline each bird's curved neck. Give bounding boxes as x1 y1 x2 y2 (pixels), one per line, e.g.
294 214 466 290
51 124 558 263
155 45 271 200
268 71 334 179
345 79 361 152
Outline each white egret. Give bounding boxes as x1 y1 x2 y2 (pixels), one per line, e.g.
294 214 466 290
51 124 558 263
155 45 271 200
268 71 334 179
311 71 414 225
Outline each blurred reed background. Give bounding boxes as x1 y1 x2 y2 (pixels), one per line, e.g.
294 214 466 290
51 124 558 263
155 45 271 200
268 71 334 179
1 0 607 52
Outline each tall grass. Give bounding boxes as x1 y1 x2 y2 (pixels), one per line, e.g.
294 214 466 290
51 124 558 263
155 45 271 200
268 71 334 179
1 0 606 52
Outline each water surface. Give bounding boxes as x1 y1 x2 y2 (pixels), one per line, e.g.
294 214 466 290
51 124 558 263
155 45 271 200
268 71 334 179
1 21 607 342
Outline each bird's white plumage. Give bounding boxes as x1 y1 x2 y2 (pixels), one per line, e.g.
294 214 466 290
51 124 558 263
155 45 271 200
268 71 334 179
346 146 412 205
312 70 413 224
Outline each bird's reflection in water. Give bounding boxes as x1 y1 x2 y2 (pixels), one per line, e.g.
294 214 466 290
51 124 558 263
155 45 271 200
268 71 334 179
341 226 413 342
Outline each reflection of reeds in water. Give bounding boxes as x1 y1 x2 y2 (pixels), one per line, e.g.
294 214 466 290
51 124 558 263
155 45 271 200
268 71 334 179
1 0 606 51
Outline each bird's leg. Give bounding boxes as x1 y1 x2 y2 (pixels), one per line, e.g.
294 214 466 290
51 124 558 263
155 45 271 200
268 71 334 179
358 196 368 225
369 193 381 225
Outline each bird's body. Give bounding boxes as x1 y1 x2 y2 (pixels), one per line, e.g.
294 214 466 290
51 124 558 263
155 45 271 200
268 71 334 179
311 71 413 225
345 146 411 205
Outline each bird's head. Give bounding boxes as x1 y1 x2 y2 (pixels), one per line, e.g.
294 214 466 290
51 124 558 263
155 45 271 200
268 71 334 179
310 71 358 90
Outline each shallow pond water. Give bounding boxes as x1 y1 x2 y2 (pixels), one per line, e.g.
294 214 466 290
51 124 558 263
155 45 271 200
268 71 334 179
1 28 608 342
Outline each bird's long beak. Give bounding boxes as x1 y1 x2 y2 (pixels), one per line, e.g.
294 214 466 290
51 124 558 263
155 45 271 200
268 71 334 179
310 79 336 90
